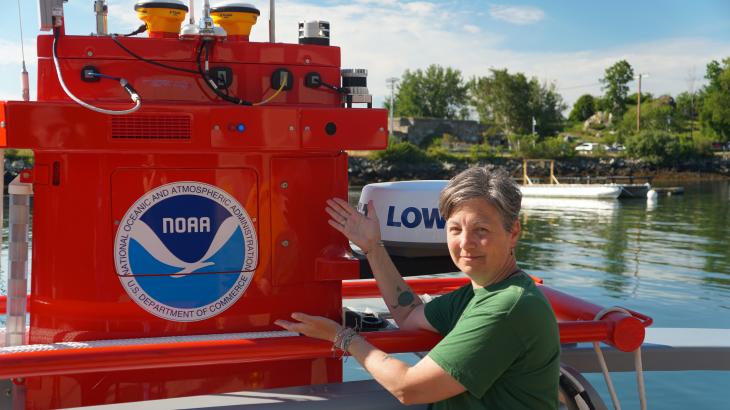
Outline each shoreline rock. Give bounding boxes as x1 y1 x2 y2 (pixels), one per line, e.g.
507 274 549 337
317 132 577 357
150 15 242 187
348 156 730 186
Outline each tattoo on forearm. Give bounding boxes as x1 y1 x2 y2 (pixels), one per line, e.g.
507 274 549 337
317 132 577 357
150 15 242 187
382 354 393 363
390 286 418 309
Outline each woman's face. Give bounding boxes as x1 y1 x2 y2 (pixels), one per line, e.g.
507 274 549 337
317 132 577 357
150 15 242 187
446 198 520 283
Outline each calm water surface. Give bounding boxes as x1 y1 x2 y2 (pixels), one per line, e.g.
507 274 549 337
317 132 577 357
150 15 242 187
1 181 729 408
348 180 730 409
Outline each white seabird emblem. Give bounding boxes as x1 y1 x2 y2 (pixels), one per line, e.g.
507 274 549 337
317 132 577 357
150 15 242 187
132 216 241 277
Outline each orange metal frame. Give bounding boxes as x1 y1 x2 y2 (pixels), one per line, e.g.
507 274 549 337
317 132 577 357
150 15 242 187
0 277 651 382
0 27 388 408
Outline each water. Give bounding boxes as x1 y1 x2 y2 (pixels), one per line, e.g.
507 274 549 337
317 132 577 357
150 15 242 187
347 180 730 409
2 182 729 408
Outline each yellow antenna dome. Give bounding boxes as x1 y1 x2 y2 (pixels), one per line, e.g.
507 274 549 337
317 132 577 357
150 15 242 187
134 0 189 38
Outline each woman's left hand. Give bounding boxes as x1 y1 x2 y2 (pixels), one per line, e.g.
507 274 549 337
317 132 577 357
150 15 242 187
275 312 343 342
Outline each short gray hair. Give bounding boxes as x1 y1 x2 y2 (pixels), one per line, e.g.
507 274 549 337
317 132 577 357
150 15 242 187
438 167 522 231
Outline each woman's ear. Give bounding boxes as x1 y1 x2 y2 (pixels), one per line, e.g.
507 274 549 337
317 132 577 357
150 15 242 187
509 220 521 247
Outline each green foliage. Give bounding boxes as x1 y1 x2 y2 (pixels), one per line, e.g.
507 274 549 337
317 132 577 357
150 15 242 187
619 98 682 133
699 57 730 140
625 130 703 165
569 94 596 122
3 149 34 164
425 145 461 162
468 143 498 161
626 92 654 106
508 134 575 159
392 65 468 119
675 91 699 123
600 60 635 118
469 69 566 137
370 140 440 166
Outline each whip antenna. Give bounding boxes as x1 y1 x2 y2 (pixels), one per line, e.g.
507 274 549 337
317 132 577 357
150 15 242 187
17 0 29 101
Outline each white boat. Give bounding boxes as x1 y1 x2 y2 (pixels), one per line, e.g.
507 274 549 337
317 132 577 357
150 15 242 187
518 159 622 198
519 184 621 198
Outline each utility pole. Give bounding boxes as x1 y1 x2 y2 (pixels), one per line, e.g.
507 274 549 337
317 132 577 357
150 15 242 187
635 73 649 132
386 77 399 138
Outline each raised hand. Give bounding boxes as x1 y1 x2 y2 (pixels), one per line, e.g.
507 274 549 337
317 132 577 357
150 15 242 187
325 198 382 253
275 312 342 342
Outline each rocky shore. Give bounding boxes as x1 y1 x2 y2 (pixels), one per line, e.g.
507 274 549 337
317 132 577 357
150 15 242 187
348 155 730 186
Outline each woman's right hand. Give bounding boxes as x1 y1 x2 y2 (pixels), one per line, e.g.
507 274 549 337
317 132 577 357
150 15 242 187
325 198 382 253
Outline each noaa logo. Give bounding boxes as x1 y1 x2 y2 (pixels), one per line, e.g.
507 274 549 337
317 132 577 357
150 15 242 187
114 181 258 322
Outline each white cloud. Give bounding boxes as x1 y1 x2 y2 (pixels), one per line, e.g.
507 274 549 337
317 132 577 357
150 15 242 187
489 5 545 25
464 25 481 34
0 39 36 66
403 2 437 15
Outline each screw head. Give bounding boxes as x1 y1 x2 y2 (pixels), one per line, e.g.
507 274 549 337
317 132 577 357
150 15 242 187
0 121 5 128
379 127 385 133
304 126 311 132
281 240 289 247
288 125 295 132
280 182 288 189
87 50 94 57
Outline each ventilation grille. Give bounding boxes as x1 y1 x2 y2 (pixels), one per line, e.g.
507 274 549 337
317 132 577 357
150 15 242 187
111 115 192 140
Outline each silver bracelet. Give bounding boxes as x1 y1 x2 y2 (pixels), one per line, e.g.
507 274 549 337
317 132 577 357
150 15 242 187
332 327 358 357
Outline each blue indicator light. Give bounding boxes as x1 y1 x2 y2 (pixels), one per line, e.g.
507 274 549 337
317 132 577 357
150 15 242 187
236 123 245 133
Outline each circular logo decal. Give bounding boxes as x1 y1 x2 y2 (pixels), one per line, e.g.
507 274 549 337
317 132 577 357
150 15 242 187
114 181 258 322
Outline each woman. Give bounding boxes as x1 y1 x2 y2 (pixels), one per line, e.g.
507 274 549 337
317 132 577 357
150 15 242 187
276 167 560 409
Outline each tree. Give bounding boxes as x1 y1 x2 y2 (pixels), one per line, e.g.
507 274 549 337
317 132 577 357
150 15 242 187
568 94 596 122
470 69 532 135
530 80 567 136
470 69 566 137
600 60 634 118
389 65 468 119
619 96 682 133
626 130 700 166
699 58 730 140
626 92 653 106
675 91 700 124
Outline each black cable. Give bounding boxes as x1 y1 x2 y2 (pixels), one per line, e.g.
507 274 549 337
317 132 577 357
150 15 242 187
90 72 122 81
110 35 199 75
196 39 252 106
122 24 147 37
320 80 346 94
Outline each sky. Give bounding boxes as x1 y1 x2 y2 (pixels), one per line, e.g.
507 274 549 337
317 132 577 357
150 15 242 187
1 0 729 110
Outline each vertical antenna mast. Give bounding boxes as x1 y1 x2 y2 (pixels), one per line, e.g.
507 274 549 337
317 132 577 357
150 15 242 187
94 0 108 35
17 0 29 101
269 0 275 42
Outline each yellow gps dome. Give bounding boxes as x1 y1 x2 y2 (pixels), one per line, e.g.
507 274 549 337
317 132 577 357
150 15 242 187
135 0 189 38
211 2 260 41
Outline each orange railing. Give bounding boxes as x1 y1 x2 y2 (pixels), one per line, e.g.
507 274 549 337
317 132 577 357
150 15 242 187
0 277 651 380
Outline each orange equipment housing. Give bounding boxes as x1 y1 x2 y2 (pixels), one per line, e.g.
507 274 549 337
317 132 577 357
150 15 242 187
0 24 387 408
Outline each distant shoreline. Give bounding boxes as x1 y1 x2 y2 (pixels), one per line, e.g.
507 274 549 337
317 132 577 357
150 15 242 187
348 156 730 186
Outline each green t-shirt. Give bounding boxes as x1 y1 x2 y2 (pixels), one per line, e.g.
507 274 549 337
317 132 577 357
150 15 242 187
424 271 560 410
